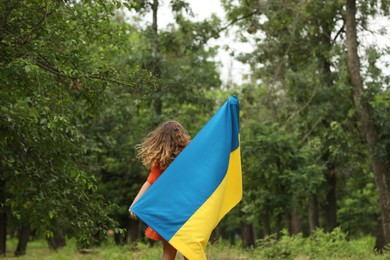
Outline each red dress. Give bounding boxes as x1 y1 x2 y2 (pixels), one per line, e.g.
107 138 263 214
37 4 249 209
144 165 165 241
144 142 189 241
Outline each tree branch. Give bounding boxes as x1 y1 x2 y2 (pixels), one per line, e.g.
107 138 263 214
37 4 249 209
285 86 318 125
20 2 58 45
299 116 323 145
36 58 138 88
0 2 17 41
87 74 137 88
36 59 78 80
218 10 260 33
332 22 345 42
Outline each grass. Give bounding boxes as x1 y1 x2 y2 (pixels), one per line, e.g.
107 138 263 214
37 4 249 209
4 238 249 260
3 230 390 259
3 238 250 260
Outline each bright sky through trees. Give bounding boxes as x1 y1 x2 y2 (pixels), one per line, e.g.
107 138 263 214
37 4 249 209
137 0 252 85
140 0 389 85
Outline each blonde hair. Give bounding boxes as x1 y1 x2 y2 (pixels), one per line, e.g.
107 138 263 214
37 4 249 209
135 120 191 170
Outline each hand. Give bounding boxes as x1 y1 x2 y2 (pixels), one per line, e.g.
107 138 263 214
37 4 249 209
129 209 138 220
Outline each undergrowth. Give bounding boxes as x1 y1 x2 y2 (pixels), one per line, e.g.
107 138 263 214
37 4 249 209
3 228 390 259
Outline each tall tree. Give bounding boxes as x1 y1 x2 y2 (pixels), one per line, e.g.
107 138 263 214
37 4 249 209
0 0 155 254
345 0 390 249
80 1 222 244
222 0 341 233
0 179 5 256
221 0 379 240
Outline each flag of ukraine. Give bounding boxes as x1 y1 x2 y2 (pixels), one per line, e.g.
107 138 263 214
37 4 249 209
131 96 242 259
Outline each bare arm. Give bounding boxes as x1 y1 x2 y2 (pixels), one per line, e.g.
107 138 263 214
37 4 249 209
129 181 151 219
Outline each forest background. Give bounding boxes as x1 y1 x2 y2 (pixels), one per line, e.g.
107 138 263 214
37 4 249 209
1 0 390 258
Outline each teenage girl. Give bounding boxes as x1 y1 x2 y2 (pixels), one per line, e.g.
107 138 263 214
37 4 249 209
129 120 191 260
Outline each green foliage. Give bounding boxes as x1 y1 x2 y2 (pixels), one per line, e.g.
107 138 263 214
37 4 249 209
0 0 160 245
128 13 221 122
338 182 380 236
2 0 389 252
6 233 390 259
221 0 387 241
240 120 325 225
369 50 390 159
71 0 224 244
78 85 151 219
255 228 390 259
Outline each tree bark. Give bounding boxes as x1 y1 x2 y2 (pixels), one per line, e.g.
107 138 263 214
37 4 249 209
128 219 139 245
274 214 282 237
151 0 159 62
374 218 386 252
210 227 220 244
0 179 6 256
151 0 162 116
287 196 302 235
219 224 235 244
114 232 123 245
320 17 338 234
323 171 337 232
114 215 131 246
262 211 271 237
287 207 302 235
47 229 66 250
0 212 5 256
345 0 390 247
15 225 30 256
309 195 319 233
240 222 255 248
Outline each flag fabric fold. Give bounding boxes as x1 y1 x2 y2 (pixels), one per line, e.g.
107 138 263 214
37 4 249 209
131 96 242 259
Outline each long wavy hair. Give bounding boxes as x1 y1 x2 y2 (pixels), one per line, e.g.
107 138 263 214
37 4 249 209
135 120 191 170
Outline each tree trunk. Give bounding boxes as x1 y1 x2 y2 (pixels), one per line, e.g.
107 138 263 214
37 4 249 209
0 212 5 256
210 227 220 244
114 231 123 246
240 222 255 248
345 0 390 247
128 219 139 245
320 17 338 234
151 0 159 63
219 224 235 244
374 218 386 252
151 0 162 116
309 195 319 233
47 229 66 250
262 211 271 237
114 216 130 246
287 207 302 235
0 179 6 256
274 214 282 237
323 171 337 232
15 225 30 256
